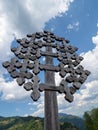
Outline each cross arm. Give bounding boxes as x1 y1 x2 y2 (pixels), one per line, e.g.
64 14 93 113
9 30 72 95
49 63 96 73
39 83 74 102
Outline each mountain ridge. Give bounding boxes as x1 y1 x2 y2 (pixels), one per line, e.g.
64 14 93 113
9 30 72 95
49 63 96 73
59 113 85 130
0 113 84 130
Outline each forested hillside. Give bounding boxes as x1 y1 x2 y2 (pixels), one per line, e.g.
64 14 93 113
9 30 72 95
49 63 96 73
0 108 98 130
84 108 98 130
0 115 80 130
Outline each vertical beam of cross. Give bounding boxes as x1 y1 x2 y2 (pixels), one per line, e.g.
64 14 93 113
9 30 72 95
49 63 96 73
44 46 60 130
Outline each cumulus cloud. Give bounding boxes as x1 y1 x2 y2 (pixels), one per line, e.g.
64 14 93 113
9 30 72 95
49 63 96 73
0 0 74 101
81 34 98 81
55 72 62 86
32 104 44 117
0 76 31 100
31 94 44 117
80 33 98 107
0 0 74 61
67 21 79 31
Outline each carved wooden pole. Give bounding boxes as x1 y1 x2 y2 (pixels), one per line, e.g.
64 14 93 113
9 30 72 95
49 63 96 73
44 46 60 130
2 30 90 130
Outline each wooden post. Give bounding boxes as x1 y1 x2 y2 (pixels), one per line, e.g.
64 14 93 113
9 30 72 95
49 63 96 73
2 31 90 130
44 46 60 130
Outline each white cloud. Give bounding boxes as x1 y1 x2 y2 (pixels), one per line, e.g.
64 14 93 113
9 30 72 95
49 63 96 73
81 80 98 101
67 21 79 31
55 72 62 86
0 77 31 101
32 108 44 117
0 0 74 101
67 24 74 29
92 34 98 45
28 102 32 106
75 21 79 26
31 94 44 117
0 0 74 53
81 34 98 81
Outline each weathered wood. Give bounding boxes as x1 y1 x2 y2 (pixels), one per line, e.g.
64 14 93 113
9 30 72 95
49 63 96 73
33 59 40 74
70 86 77 94
39 83 59 91
40 50 58 57
42 42 57 48
16 77 25 86
2 61 10 68
2 30 91 130
57 51 63 61
59 63 66 77
67 45 78 54
60 79 73 102
40 64 59 72
10 71 19 78
20 59 29 72
36 49 41 58
73 82 82 89
14 46 23 56
24 82 33 91
44 46 60 130
31 75 40 101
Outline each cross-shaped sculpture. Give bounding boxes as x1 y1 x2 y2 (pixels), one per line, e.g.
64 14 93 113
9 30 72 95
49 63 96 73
2 30 90 130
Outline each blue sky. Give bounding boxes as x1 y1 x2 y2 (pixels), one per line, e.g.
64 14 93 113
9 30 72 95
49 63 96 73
0 0 98 117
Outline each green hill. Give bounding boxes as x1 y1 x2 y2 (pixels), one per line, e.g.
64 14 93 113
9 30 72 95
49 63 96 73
0 115 82 130
0 116 44 130
59 113 85 130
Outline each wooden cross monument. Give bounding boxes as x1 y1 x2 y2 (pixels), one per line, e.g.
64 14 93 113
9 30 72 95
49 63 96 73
3 30 90 130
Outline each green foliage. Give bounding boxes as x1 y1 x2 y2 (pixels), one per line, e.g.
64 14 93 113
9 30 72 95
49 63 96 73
91 108 98 130
84 108 98 130
0 116 79 130
0 116 44 130
84 112 94 130
60 122 79 130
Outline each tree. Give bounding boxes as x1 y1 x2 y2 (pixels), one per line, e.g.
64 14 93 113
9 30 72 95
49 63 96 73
84 108 98 130
91 108 98 130
84 112 94 130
